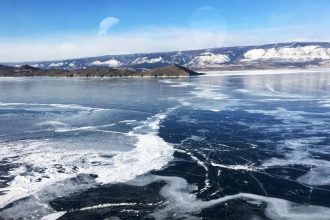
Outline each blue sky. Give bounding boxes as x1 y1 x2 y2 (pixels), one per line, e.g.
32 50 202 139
1 0 330 62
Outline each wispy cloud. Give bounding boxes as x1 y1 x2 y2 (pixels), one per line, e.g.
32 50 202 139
0 27 242 62
98 17 119 36
0 25 329 62
196 6 215 11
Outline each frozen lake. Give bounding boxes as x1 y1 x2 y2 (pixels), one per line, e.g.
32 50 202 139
0 71 330 219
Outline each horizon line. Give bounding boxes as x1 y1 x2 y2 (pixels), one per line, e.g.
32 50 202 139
1 40 330 64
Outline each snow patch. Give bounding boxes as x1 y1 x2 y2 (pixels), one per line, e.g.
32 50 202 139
189 52 230 67
0 103 175 215
132 56 164 64
90 59 122 67
48 62 64 67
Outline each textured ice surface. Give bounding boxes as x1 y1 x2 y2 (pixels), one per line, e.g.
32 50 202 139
0 72 330 219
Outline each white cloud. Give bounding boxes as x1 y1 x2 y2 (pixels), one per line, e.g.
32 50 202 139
0 28 236 62
0 25 329 62
98 17 119 36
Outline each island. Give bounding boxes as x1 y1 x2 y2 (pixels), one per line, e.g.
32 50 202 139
0 64 204 77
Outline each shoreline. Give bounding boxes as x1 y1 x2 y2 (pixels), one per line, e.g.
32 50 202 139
0 64 204 78
1 67 330 78
204 67 330 76
0 75 199 79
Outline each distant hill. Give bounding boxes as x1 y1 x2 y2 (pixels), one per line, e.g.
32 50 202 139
0 64 203 77
144 65 202 77
0 64 41 76
3 42 330 71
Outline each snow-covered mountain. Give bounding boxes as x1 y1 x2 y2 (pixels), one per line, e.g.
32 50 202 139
6 42 330 71
243 45 330 61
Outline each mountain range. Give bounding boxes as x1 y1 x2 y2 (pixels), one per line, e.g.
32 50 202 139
3 42 330 71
